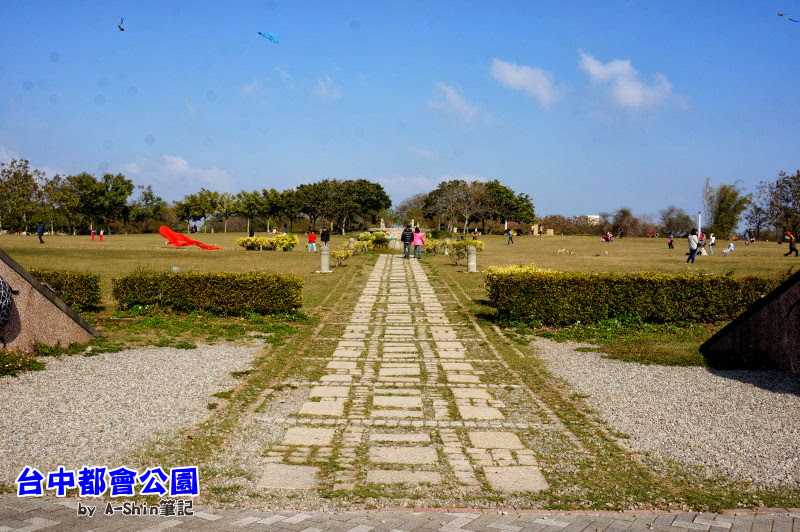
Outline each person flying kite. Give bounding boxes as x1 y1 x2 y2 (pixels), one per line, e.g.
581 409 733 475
258 32 280 43
778 12 799 22
117 17 126 31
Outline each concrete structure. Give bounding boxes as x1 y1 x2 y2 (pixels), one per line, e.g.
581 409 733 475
0 249 97 352
700 269 800 374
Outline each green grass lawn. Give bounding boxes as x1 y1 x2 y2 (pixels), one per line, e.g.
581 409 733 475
0 232 369 311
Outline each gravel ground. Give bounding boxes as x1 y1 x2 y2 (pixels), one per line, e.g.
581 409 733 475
534 338 800 487
0 345 257 486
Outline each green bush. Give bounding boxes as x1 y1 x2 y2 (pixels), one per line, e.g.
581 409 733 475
29 269 101 311
423 239 447 255
446 240 484 265
236 234 298 251
485 265 783 325
330 244 354 266
112 270 302 315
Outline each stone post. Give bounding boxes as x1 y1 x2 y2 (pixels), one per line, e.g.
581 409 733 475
349 238 355 248
466 246 477 273
444 238 450 256
317 245 331 274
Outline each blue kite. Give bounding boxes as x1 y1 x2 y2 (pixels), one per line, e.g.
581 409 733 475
258 32 280 43
117 17 126 31
778 12 799 22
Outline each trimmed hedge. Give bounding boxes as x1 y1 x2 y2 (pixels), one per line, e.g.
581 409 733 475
112 271 302 315
236 234 298 251
485 265 784 325
29 269 101 311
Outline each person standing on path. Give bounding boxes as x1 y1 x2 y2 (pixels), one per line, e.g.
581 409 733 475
709 233 716 254
401 224 414 259
686 228 698 264
37 224 44 244
785 231 798 257
412 227 425 259
307 231 317 252
504 228 515 245
320 226 330 247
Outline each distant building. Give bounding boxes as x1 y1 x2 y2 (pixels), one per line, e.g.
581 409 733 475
586 215 601 225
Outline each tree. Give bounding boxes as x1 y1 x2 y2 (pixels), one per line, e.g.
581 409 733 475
757 170 800 237
425 180 487 233
703 177 751 237
98 173 135 229
0 158 42 232
610 207 642 237
129 185 166 229
214 192 237 232
236 190 263 234
484 180 536 231
395 194 426 224
175 188 219 232
659 205 693 236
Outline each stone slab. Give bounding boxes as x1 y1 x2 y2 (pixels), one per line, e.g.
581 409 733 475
326 361 358 370
451 388 493 400
283 427 336 446
468 431 524 449
371 409 423 418
458 405 504 420
370 433 431 443
483 466 549 493
298 400 345 416
369 446 438 465
441 363 475 371
379 367 420 376
373 396 423 408
320 375 353 382
447 374 481 383
257 464 320 489
309 386 351 398
366 470 441 485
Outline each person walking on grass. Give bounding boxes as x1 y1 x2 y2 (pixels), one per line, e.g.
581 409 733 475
412 227 425 259
504 228 515 245
99 229 104 243
401 224 414 259
320 226 330 247
37 224 44 244
307 231 317 252
709 233 716 254
686 228 698 264
785 231 798 257
668 233 674 249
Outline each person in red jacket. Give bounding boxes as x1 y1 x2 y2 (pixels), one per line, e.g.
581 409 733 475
307 231 317 253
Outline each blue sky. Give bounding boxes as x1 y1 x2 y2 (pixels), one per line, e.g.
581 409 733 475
1 1 798 218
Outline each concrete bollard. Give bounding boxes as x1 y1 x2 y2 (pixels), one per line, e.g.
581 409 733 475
349 238 355 248
466 245 477 273
317 245 331 273
444 238 450 255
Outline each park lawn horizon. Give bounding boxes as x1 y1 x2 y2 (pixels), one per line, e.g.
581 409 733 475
1 232 795 313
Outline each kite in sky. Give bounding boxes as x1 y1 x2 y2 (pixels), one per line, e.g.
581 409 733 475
117 17 126 31
258 32 280 43
778 12 799 22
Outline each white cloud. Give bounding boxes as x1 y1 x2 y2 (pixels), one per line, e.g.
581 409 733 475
428 82 480 124
240 80 260 95
490 58 560 108
410 147 437 160
0 144 21 163
123 155 234 192
314 74 340 100
578 50 674 110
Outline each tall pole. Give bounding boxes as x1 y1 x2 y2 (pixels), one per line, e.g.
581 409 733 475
697 211 702 235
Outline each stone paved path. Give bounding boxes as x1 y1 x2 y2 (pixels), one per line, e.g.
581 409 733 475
1 497 798 531
255 254 548 495
2 255 798 530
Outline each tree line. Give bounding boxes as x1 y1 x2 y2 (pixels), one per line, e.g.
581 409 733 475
536 173 800 240
2 157 796 239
